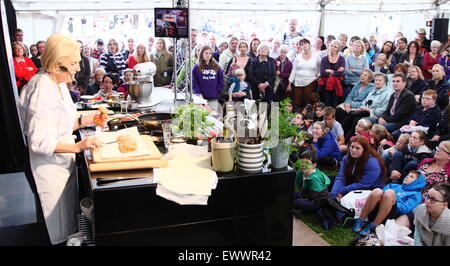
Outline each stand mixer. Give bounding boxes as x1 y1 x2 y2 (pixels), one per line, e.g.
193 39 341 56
128 62 157 107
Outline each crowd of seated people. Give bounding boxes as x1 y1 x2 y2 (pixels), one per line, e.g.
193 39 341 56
13 23 450 245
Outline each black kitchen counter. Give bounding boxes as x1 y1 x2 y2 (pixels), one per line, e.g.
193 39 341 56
77 129 295 246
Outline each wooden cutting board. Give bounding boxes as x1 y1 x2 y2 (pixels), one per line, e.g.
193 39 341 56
88 135 168 172
91 135 162 163
88 158 168 172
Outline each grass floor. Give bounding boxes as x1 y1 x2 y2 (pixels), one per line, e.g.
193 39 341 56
294 165 355 246
299 214 356 246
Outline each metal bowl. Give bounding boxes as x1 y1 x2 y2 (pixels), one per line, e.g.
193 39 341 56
128 80 153 104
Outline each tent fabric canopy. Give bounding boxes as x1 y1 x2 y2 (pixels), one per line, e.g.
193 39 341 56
10 0 450 13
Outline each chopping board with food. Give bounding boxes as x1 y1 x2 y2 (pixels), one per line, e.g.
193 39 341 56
88 127 168 172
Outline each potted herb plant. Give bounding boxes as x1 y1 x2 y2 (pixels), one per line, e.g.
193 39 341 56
270 98 300 169
172 103 215 145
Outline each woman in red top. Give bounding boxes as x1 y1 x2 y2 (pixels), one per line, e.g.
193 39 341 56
422 40 442 79
13 41 38 91
127 43 149 69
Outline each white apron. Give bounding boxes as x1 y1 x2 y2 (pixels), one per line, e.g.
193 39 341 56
19 73 78 245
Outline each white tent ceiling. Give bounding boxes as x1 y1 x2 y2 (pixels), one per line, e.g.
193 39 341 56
10 0 450 13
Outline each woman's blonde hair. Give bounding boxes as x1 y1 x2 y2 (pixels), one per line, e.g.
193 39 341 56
371 124 393 142
134 43 149 63
40 33 80 73
440 140 450 152
408 66 425 80
313 121 330 136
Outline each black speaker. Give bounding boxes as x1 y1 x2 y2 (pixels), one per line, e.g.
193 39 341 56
431 18 449 42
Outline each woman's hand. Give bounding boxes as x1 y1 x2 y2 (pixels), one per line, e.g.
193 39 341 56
391 170 402 180
76 136 102 152
336 193 343 202
431 135 440 141
409 120 417 126
286 83 292 92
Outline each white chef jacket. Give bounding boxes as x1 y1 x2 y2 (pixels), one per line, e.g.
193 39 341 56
18 73 78 245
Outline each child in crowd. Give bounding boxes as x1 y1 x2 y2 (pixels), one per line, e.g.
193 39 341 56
228 68 252 102
381 133 410 170
342 119 373 153
302 92 323 121
370 124 394 150
390 130 433 183
293 112 308 131
322 106 345 151
350 119 372 143
293 151 331 217
290 131 316 164
353 170 426 236
117 68 133 100
67 80 80 103
369 53 390 74
312 102 325 123
285 100 294 113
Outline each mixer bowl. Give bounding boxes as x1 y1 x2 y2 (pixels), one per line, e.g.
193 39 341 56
128 80 153 104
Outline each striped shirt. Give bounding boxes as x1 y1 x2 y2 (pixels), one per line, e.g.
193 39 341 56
99 52 126 76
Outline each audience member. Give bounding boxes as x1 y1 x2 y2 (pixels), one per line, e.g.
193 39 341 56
330 136 386 200
353 170 425 236
413 183 450 246
12 41 37 92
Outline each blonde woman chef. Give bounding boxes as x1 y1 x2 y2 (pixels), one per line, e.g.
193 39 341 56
18 34 103 245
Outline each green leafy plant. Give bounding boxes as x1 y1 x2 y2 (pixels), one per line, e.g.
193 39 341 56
172 103 215 139
270 98 302 154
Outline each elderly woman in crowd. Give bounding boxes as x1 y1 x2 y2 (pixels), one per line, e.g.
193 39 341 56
335 69 375 124
274 45 293 101
319 39 346 108
248 43 276 102
341 72 393 138
99 39 126 79
413 183 450 246
18 34 102 245
128 43 150 69
417 140 450 191
344 39 369 98
428 64 450 110
85 68 106 95
398 41 424 68
151 38 174 87
13 41 38 91
287 38 321 110
423 41 442 79
331 136 386 200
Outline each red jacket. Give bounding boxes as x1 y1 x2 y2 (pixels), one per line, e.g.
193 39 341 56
13 57 38 91
422 52 441 79
318 75 343 97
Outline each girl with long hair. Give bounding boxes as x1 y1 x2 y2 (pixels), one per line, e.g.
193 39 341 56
192 45 224 113
330 136 386 201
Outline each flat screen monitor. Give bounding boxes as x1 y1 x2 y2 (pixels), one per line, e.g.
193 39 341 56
154 8 189 38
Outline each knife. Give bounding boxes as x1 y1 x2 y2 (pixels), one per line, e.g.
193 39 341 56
96 176 149 185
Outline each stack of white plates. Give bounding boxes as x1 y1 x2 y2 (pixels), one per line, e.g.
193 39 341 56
238 142 264 173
